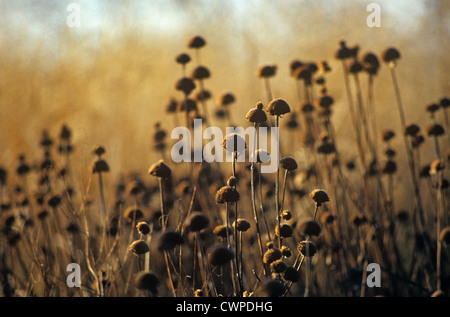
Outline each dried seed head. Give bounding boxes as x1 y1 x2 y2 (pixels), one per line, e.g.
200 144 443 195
134 271 160 295
266 241 274 249
281 246 292 258
91 159 110 174
279 156 298 171
439 227 450 244
300 102 314 114
309 189 330 206
184 212 210 232
335 41 352 60
290 60 304 76
350 214 368 227
129 239 150 255
156 230 184 251
283 266 299 282
382 47 401 63
213 225 232 239
256 149 271 163
297 241 317 257
426 103 440 114
348 60 363 74
266 98 291 117
216 185 240 204
208 244 234 266
175 53 191 65
440 97 450 108
191 65 211 80
317 95 334 109
381 129 395 142
317 142 336 155
136 222 151 235
46 194 62 208
217 92 236 107
362 52 380 75
175 77 196 96
382 160 397 175
227 176 238 187
276 223 293 238
298 219 321 236
426 123 445 137
222 133 247 153
195 89 211 102
263 248 282 264
404 123 421 137
281 210 292 221
233 218 251 232
177 98 198 113
246 102 267 124
188 35 206 49
92 144 106 156
430 159 445 175
148 160 172 179
270 259 287 273
256 65 277 78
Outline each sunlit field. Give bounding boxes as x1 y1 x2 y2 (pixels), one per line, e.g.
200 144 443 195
0 0 449 297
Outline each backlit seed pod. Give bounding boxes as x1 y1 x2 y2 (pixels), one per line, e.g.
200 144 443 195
362 52 380 75
233 218 251 232
216 185 240 204
309 189 330 206
188 35 206 49
281 210 292 221
279 156 297 171
217 92 236 107
175 53 191 65
293 65 312 82
266 98 291 117
270 259 287 273
135 271 160 295
439 226 450 244
184 211 210 232
129 240 150 256
263 247 282 264
290 60 304 76
335 40 352 60
404 123 420 137
136 222 151 235
123 207 144 223
300 102 314 114
256 149 270 163
256 65 277 78
156 230 184 251
319 60 331 73
381 47 401 63
191 65 211 80
222 133 247 153
385 148 396 158
246 102 267 124
208 244 234 267
91 159 109 174
297 241 317 257
298 219 321 236
276 223 293 238
426 123 445 137
175 77 196 96
227 176 238 187
148 160 172 179
280 246 292 257
213 225 232 239
16 155 30 176
381 129 395 142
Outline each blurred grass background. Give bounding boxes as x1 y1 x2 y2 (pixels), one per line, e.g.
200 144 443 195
0 0 448 186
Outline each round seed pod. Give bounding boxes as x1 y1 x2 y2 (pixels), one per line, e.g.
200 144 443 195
279 156 298 171
381 47 401 63
440 97 450 108
177 98 198 113
319 60 331 73
381 129 395 142
136 222 151 235
317 142 336 155
246 102 267 124
270 259 287 273
290 60 304 76
216 185 240 204
59 125 72 140
309 189 330 206
191 65 210 80
335 41 352 60
148 160 172 179
298 219 321 236
258 278 286 297
91 159 109 174
213 225 232 239
129 240 150 255
263 248 282 264
283 266 299 282
233 218 251 232
217 92 236 107
256 65 277 78
427 123 445 137
297 241 317 257
362 52 380 75
348 60 363 74
293 65 312 82
92 145 106 156
320 211 335 224
156 230 184 251
184 212 210 232
222 133 247 153
123 207 144 222
281 210 292 221
426 103 440 114
195 89 211 102
412 134 425 148
404 123 420 137
188 35 206 49
175 77 196 96
46 194 62 208
317 95 334 109
134 271 160 295
300 102 315 114
286 113 299 129
226 176 238 187
175 53 191 65
276 223 293 238
208 244 234 266
396 210 409 223
382 160 397 174
266 98 291 117
256 149 271 163
439 226 450 244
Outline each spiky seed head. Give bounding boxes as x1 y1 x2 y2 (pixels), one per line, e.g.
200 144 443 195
136 222 151 235
123 207 144 223
92 144 106 156
266 98 291 117
404 123 421 137
217 92 235 106
129 240 150 255
335 40 352 60
213 225 232 239
148 160 172 179
362 52 380 75
382 47 401 63
309 189 330 206
270 259 287 273
381 129 395 142
382 160 397 175
216 185 240 204
263 247 282 264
